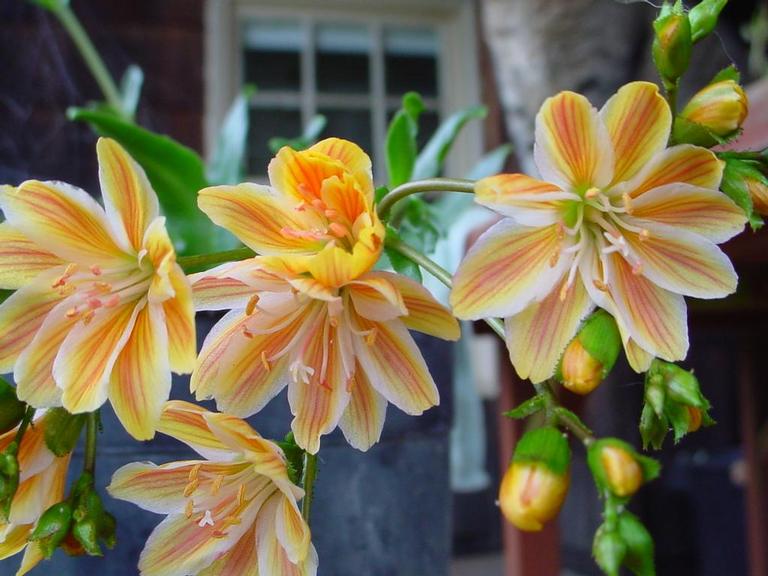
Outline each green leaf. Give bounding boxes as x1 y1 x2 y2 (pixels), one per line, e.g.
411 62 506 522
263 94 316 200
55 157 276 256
119 65 144 119
67 107 221 255
618 512 656 576
0 378 25 435
268 115 327 153
639 403 668 450
412 106 487 180
689 0 728 43
26 0 69 11
42 408 87 457
386 92 424 188
504 395 546 420
711 63 740 84
384 226 422 282
276 432 305 486
397 197 441 255
466 144 514 180
206 85 256 186
593 524 627 576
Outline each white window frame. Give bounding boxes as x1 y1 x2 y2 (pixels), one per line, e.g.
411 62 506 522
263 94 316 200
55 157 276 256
204 0 483 180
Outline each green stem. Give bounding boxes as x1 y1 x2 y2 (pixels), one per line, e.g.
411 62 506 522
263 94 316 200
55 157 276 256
177 247 256 273
301 452 318 524
376 178 475 220
13 406 36 448
84 412 98 475
52 4 126 117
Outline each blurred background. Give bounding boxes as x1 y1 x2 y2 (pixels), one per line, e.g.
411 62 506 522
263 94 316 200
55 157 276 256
1 0 767 575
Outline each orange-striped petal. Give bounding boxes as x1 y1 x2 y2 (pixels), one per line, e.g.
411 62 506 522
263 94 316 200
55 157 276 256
625 338 654 373
606 252 688 361
623 144 723 198
55 300 141 413
109 302 170 440
268 145 349 205
256 494 318 576
353 317 438 415
600 82 671 184
474 174 578 226
0 180 129 264
190 271 255 311
108 460 250 514
198 527 258 576
629 183 745 243
310 137 374 199
143 217 176 302
10 455 69 525
383 272 460 340
198 184 323 254
0 268 65 373
16 417 54 480
14 298 81 407
97 137 159 251
339 362 387 451
0 525 31 561
305 240 377 288
17 537 44 576
347 274 407 322
164 265 196 373
0 222 64 289
534 91 614 190
156 401 233 460
623 220 737 298
450 220 571 320
505 279 593 383
274 495 311 564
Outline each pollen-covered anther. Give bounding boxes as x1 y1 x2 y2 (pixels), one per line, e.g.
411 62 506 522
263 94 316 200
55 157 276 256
241 325 254 339
93 281 112 293
559 281 570 302
211 474 224 496
51 263 77 288
82 309 95 325
245 294 260 316
638 229 650 242
549 248 561 268
65 307 80 319
185 499 194 519
585 187 600 199
188 464 201 482
260 351 271 372
365 328 378 346
593 278 610 292
183 478 200 497
622 193 634 215
237 484 246 507
90 264 102 276
87 297 103 310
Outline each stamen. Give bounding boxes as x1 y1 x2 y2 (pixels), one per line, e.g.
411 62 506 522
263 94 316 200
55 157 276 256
237 484 246 507
593 278 610 292
188 464 201 482
260 351 271 372
549 249 561 268
242 326 254 339
290 361 315 385
183 479 199 497
245 294 260 316
211 474 224 496
82 309 95 325
90 265 102 276
66 307 80 318
622 193 634 215
185 499 194 519
52 263 77 288
638 229 650 242
87 297 103 310
365 328 378 346
93 281 112 293
324 209 338 219
197 510 214 528
103 294 120 308
328 222 348 239
585 187 600 199
559 281 570 302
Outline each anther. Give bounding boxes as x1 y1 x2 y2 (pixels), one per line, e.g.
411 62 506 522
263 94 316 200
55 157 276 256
211 474 224 496
82 309 95 325
549 250 560 268
638 229 650 242
245 294 260 316
90 265 102 276
622 193 634 215
242 326 254 339
260 351 271 372
365 328 378 346
66 307 80 318
237 484 246 507
593 279 610 293
185 499 194 519
188 464 201 482
183 479 199 497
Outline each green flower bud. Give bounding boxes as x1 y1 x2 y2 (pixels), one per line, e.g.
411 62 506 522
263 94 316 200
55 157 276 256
593 524 627 576
588 439 660 499
73 517 102 557
689 0 728 43
30 501 73 558
721 157 763 227
652 4 692 83
0 447 20 520
618 511 655 576
0 379 26 435
560 310 621 395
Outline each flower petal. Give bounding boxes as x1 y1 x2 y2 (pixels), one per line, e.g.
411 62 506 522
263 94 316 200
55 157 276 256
353 317 439 415
274 495 311 564
534 91 614 190
305 240 377 288
14 298 81 407
628 183 745 243
10 455 69 525
450 220 571 320
256 494 318 576
474 174 578 226
108 460 251 514
164 264 196 373
0 268 66 373
0 180 129 264
600 81 672 184
310 137 374 199
143 217 177 302
338 362 387 451
17 538 44 576
268 145 348 205
97 137 159 251
623 144 723 198
156 401 233 460
505 279 593 383
108 302 170 440
198 527 258 576
383 272 460 340
625 338 654 373
198 184 323 254
0 525 31 561
0 222 64 289
55 300 142 413
190 271 255 311
606 252 688 361
347 274 407 322
623 220 738 298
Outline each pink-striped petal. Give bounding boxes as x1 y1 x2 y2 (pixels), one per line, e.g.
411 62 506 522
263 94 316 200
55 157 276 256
164 265 196 374
198 527 258 576
0 222 64 289
383 272 460 340
274 495 311 564
475 174 578 226
156 401 233 461
347 274 407 322
338 362 387 451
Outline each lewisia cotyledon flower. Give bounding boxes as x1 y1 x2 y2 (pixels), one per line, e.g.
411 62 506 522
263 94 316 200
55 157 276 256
0 415 71 575
108 401 316 576
451 82 746 381
0 138 196 439
192 138 459 453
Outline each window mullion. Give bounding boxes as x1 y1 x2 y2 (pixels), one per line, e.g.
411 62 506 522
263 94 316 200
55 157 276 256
301 17 316 124
370 21 386 181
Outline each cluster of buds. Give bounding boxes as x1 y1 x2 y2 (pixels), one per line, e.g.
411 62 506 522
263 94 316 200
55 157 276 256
558 311 621 396
498 426 571 531
719 149 768 229
640 360 714 449
593 511 655 576
0 379 26 518
30 472 116 558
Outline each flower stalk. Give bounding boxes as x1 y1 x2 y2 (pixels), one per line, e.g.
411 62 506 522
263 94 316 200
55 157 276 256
302 452 319 524
376 178 475 220
177 246 256 273
84 411 98 475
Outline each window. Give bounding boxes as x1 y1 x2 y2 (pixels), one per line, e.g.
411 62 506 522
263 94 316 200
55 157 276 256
205 0 482 182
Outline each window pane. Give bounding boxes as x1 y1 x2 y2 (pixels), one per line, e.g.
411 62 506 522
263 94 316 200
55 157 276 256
316 24 370 94
246 107 302 175
243 20 302 91
385 27 438 98
318 108 373 158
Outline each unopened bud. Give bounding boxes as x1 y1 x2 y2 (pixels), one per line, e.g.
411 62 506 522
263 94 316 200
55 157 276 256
687 406 703 432
593 525 627 576
744 171 768 216
652 6 692 83
30 501 73 558
679 80 748 140
0 379 26 434
689 0 728 43
0 447 20 520
599 446 643 497
560 310 621 395
499 427 571 531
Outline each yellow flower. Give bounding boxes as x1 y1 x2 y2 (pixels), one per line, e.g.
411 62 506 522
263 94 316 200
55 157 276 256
680 79 748 137
0 414 71 576
451 82 746 382
108 401 316 576
0 138 196 440
498 461 569 532
193 138 460 453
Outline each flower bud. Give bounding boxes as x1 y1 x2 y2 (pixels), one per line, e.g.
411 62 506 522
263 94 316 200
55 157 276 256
680 80 748 139
588 439 659 499
593 525 626 576
499 427 571 531
0 446 20 520
30 501 73 558
686 406 703 432
560 311 621 395
0 379 26 435
688 0 728 43
652 5 692 83
745 171 768 216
